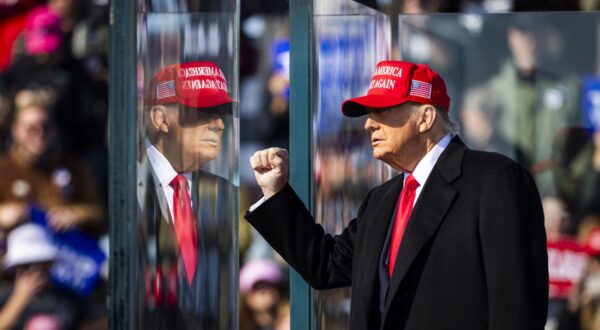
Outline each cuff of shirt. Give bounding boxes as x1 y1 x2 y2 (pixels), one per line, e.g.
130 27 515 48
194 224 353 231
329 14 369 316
248 196 268 213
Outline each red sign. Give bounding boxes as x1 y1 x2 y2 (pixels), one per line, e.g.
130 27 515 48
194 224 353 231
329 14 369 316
547 238 589 299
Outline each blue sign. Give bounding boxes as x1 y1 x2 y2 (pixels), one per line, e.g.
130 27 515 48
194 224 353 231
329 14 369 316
272 37 290 76
583 76 600 131
316 19 374 138
271 37 290 101
29 206 106 297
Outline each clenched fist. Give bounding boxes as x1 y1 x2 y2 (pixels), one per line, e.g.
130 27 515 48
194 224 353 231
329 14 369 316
250 147 289 199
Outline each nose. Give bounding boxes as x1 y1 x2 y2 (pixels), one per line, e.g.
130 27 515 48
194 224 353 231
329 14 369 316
209 117 225 132
364 115 378 132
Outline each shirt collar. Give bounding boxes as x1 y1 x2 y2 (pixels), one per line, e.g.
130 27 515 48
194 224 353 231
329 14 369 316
408 133 452 186
145 139 192 187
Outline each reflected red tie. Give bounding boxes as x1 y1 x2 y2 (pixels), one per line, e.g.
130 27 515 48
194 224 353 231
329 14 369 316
388 174 419 277
170 174 198 285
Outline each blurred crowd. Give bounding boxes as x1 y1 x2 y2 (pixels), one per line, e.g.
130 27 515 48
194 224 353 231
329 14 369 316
0 0 109 328
2 0 600 329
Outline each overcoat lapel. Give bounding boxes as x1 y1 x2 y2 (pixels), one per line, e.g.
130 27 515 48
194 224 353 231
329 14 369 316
191 172 200 215
384 137 466 312
357 175 403 311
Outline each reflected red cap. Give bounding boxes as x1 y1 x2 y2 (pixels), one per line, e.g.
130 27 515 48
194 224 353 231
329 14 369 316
149 61 236 109
342 60 451 117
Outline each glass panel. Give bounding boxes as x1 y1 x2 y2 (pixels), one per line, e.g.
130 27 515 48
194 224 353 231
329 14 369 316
135 6 238 329
399 12 600 329
313 1 391 328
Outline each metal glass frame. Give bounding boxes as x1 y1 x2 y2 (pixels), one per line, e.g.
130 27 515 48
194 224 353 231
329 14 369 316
109 1 137 328
289 0 315 328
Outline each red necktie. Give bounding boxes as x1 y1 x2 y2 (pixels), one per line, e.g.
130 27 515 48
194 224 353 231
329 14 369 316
388 174 419 277
170 174 198 285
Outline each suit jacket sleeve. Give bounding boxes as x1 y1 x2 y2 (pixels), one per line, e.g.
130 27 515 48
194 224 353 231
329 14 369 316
479 162 549 329
245 184 373 290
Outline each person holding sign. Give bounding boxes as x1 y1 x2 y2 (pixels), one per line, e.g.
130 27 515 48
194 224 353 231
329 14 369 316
0 88 104 236
246 61 549 329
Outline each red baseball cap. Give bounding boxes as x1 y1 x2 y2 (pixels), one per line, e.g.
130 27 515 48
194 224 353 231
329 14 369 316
149 61 236 109
342 61 451 117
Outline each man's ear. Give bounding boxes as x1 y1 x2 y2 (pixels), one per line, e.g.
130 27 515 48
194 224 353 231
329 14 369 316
417 104 436 133
150 105 169 134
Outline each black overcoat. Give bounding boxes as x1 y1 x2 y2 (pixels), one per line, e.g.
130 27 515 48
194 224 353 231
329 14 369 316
246 137 549 330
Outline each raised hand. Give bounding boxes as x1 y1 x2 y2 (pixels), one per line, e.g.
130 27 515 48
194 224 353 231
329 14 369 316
250 148 289 199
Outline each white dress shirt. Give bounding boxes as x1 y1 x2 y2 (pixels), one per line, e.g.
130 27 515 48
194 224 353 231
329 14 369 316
407 133 452 205
145 139 193 223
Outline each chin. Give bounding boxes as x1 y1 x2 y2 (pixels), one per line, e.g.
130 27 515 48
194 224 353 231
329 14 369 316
202 150 220 161
372 149 385 161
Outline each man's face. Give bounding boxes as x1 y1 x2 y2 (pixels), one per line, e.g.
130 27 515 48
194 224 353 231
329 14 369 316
508 27 537 72
364 103 423 172
12 106 53 160
161 104 227 172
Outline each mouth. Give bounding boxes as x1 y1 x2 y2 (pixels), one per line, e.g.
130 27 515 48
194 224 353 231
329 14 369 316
200 139 220 146
371 138 382 146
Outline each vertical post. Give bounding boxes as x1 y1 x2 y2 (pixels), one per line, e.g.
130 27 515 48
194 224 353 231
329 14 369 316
108 2 137 329
289 0 314 329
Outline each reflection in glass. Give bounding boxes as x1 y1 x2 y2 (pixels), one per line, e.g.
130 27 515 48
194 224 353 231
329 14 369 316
399 12 600 328
313 1 390 328
136 11 238 330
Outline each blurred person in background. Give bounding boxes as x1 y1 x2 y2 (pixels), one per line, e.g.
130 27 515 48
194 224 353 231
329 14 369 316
0 223 84 330
2 4 107 162
460 87 528 164
550 127 600 229
70 0 109 84
0 88 104 239
545 196 573 243
544 196 589 330
481 19 581 195
239 258 288 330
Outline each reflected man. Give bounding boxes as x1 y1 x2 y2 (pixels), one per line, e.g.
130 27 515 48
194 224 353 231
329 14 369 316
246 61 548 329
138 61 236 329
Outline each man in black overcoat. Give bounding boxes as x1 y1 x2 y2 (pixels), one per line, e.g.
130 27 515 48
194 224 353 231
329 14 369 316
246 60 548 330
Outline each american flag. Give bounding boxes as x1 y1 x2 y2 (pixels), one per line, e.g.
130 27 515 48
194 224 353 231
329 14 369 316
156 80 176 100
409 80 432 99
